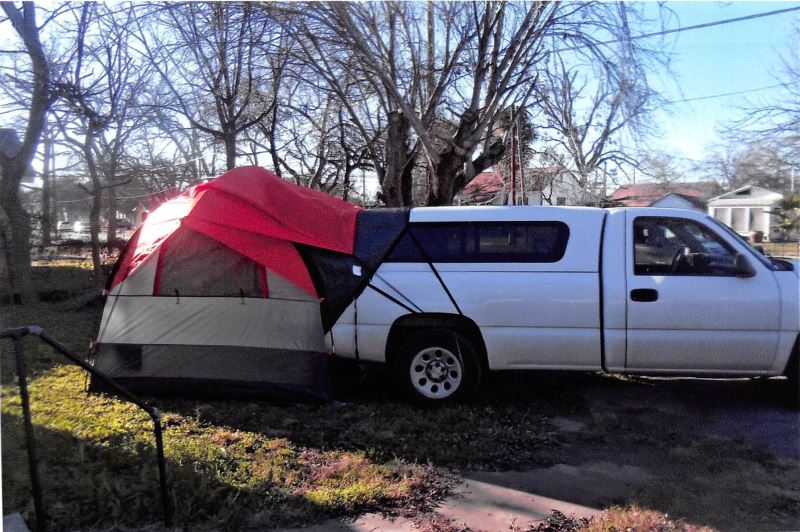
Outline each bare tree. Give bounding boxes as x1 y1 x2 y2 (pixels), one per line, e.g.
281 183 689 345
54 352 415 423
297 2 664 206
726 24 799 189
135 3 283 171
535 47 660 191
55 3 151 282
0 1 52 303
732 25 799 150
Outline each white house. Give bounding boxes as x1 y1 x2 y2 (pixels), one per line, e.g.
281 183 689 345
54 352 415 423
707 185 784 241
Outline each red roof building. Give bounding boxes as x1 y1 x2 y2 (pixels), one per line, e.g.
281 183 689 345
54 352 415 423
610 182 721 209
459 171 506 205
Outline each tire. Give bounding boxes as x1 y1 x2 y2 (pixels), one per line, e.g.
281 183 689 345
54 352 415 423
395 329 482 406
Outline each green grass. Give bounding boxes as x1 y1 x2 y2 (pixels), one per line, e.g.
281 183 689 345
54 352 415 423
1 261 558 530
1 361 444 530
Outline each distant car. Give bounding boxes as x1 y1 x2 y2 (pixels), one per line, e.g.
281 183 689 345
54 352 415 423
72 220 91 238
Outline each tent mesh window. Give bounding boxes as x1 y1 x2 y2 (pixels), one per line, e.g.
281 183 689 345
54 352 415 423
156 228 264 297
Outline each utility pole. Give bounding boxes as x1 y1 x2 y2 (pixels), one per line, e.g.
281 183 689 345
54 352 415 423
510 106 517 205
517 111 525 205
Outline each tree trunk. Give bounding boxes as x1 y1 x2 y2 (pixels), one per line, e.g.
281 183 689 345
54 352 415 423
224 134 237 170
427 152 461 206
269 107 281 176
106 186 117 244
41 131 53 246
428 138 507 206
381 110 414 207
89 182 103 285
0 178 33 304
342 162 352 201
82 133 104 286
0 2 51 303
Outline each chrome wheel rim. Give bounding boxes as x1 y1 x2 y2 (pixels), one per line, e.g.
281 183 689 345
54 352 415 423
410 346 462 399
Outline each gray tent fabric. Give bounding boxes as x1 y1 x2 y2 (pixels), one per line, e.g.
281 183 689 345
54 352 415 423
93 227 330 401
93 344 330 402
98 296 324 350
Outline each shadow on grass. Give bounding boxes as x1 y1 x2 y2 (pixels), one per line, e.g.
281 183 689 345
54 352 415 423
1 412 346 531
1 361 449 531
2 264 103 384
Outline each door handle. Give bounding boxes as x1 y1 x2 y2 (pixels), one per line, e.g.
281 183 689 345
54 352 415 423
630 288 658 302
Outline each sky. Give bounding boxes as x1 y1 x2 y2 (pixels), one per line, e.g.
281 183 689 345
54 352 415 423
645 1 800 162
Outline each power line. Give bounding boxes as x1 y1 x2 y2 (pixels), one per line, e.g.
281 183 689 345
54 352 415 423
665 83 789 105
558 5 800 51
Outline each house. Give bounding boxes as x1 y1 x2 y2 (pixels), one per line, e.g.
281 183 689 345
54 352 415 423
707 185 784 241
534 168 606 207
609 182 722 211
457 167 604 206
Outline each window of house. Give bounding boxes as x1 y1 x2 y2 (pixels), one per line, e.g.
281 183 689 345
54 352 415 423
388 222 570 263
633 217 738 276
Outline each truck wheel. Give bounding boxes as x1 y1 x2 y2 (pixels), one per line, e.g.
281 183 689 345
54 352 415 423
396 330 481 406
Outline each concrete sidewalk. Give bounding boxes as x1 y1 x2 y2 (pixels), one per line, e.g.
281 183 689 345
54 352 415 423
280 476 600 532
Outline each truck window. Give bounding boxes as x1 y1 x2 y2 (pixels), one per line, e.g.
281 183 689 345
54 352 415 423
388 221 569 263
633 217 739 276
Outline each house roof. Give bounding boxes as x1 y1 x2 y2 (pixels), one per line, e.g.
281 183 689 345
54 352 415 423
462 171 504 196
610 181 719 207
462 167 564 196
707 185 783 204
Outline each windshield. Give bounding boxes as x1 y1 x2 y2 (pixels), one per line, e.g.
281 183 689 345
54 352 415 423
708 217 776 270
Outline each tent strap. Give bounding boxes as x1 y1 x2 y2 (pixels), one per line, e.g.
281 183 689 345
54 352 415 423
367 284 419 314
407 229 463 315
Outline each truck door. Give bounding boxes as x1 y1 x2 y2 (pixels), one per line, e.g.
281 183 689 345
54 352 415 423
625 214 780 373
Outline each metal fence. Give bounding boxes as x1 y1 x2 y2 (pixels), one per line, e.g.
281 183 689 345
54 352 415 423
762 241 800 258
0 326 172 532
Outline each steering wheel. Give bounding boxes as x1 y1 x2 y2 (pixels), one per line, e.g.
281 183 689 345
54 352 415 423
669 247 686 274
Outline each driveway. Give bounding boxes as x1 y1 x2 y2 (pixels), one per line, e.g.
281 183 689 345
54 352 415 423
477 375 800 530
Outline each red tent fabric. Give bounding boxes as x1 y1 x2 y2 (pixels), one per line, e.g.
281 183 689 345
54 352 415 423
110 167 362 297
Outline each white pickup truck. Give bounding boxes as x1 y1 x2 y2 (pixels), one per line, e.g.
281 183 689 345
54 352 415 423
328 206 800 406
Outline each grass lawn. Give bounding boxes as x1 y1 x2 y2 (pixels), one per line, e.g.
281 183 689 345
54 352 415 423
1 261 561 530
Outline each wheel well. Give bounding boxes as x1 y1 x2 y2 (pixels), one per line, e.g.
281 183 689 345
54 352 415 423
783 333 800 377
385 313 488 370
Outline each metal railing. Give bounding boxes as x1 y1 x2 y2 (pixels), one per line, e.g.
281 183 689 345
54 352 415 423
0 326 172 531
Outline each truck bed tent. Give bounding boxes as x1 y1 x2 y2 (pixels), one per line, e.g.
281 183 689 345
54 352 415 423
92 167 408 401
